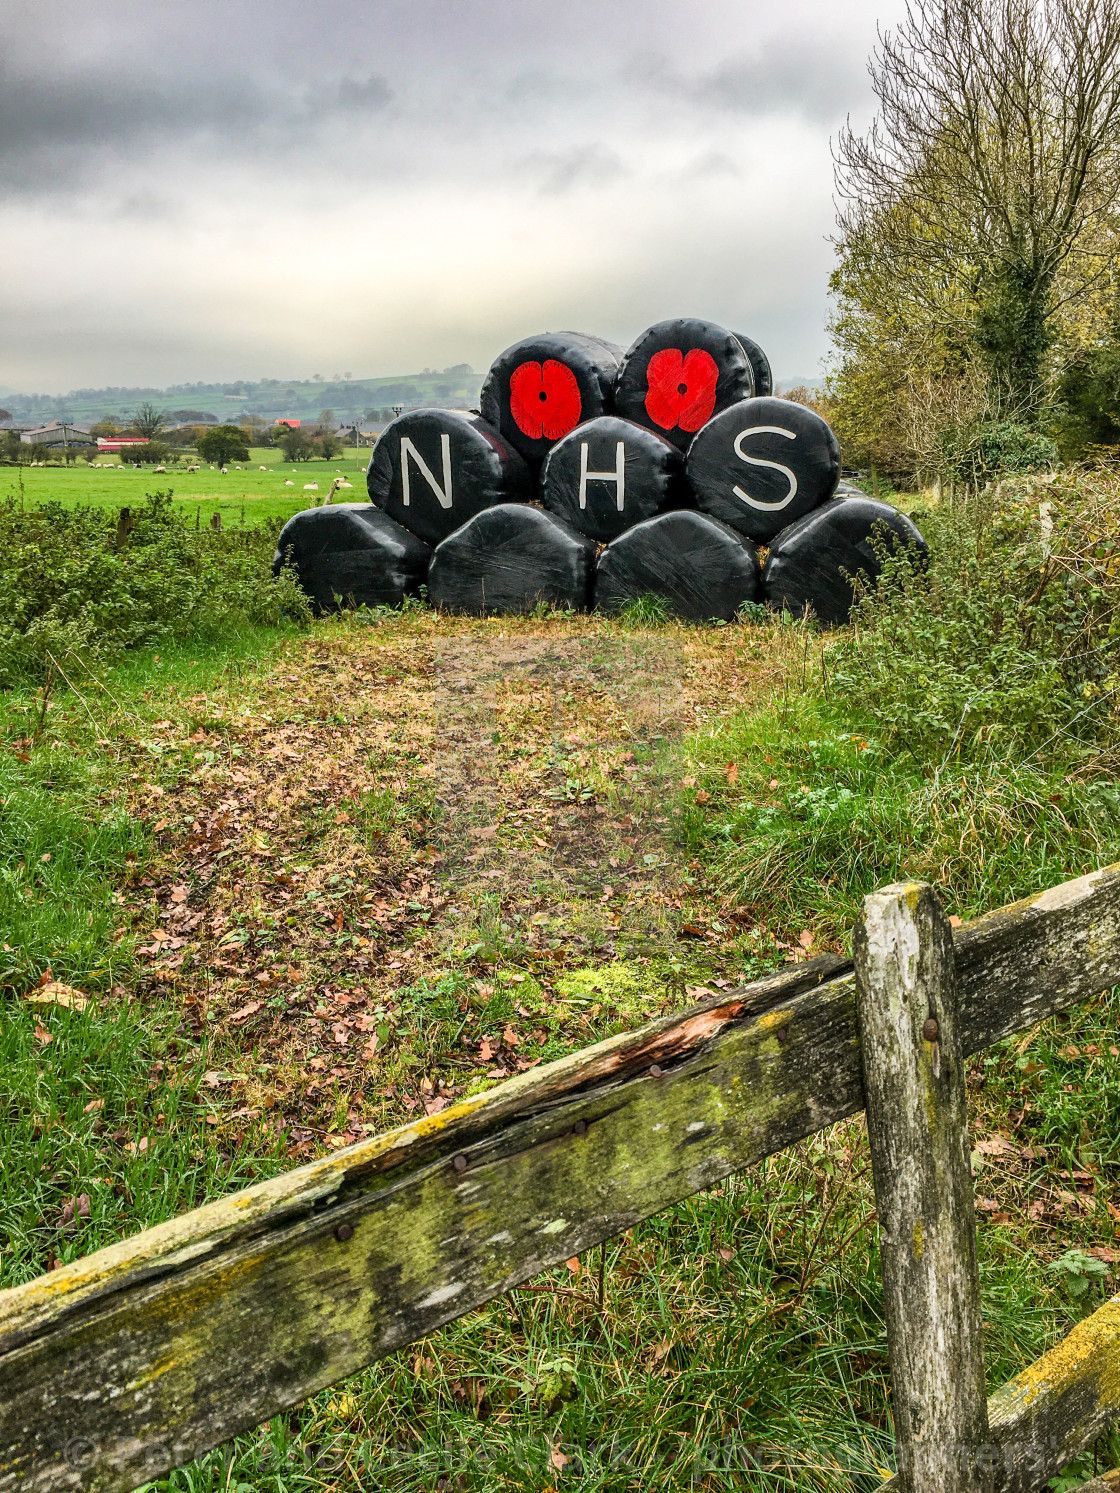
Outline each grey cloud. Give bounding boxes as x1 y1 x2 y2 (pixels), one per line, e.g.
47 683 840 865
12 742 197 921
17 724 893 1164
630 39 867 123
0 65 393 194
517 144 628 196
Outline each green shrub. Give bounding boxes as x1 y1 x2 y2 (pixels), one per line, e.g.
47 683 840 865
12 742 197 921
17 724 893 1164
834 473 1120 762
119 441 171 465
940 419 1058 487
0 490 310 685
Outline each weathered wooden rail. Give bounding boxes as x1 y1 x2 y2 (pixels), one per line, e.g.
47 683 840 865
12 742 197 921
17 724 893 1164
2 866 1120 1492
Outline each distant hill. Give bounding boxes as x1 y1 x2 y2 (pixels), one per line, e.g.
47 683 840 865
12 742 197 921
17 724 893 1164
0 367 483 426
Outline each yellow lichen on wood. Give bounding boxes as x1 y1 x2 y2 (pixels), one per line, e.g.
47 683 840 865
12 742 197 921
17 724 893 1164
991 1296 1120 1418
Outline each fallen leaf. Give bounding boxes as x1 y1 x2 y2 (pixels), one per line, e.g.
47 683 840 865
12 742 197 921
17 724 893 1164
83 1098 104 1113
469 824 498 839
502 1024 521 1048
549 1445 570 1474
565 1256 581 1275
26 981 88 1012
1087 1246 1120 1263
695 790 711 804
681 776 696 788
229 1001 263 1023
169 885 189 904
975 1136 1018 1156
717 1246 735 1263
57 1195 91 1232
33 1023 52 1046
478 1036 495 1062
949 914 963 928
724 762 739 785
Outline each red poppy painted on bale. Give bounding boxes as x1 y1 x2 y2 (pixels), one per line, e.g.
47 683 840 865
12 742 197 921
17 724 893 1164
644 347 719 434
509 359 582 441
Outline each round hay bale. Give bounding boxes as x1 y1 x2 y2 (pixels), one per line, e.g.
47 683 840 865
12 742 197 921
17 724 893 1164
272 504 430 614
614 317 754 452
427 504 596 616
732 333 773 398
594 510 761 622
686 396 841 543
539 415 686 542
762 495 928 625
366 408 531 546
480 331 620 470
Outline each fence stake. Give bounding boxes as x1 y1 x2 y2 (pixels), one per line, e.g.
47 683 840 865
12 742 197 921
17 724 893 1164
855 883 990 1492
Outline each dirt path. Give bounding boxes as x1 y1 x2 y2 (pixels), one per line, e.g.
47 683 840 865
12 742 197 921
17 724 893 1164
125 613 794 1155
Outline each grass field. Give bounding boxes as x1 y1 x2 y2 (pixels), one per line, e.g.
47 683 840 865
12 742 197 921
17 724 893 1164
1 447 371 527
2 589 1117 1490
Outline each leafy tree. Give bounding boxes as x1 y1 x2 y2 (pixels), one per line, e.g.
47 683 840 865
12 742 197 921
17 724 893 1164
317 433 343 460
239 413 269 446
90 419 121 440
275 427 316 462
197 425 250 465
835 0 1120 416
120 441 172 465
132 401 168 440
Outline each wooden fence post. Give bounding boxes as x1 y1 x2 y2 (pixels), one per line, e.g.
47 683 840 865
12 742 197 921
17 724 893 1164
855 882 991 1492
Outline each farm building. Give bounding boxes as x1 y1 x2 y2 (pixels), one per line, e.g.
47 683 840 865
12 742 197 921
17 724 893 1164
20 420 92 447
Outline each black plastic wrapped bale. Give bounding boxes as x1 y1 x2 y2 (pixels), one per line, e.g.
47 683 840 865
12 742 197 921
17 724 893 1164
427 504 597 616
686 396 841 544
594 511 761 623
762 496 928 625
539 415 686 542
614 318 754 453
366 408 532 546
479 332 620 471
272 504 431 614
733 333 773 398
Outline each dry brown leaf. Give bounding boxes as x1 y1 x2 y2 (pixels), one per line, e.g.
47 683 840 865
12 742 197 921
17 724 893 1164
694 790 711 804
724 762 739 785
33 1023 52 1046
27 981 88 1012
229 1000 263 1023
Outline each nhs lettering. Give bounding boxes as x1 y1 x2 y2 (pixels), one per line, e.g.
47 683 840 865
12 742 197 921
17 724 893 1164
539 415 685 543
366 410 532 546
686 397 841 544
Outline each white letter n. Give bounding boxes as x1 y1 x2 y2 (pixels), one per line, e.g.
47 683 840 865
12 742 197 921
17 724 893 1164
400 434 453 509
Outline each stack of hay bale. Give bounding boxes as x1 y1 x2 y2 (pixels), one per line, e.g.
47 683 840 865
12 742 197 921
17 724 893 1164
274 318 926 625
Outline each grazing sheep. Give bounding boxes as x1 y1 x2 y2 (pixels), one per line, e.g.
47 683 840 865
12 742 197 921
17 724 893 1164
284 479 294 486
304 482 319 491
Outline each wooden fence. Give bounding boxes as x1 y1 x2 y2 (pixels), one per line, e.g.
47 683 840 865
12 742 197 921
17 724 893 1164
2 866 1120 1492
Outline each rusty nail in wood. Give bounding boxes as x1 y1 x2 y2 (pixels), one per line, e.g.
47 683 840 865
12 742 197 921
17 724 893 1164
649 1064 663 1078
334 1222 354 1242
573 1119 587 1136
923 1018 940 1042
453 1153 468 1173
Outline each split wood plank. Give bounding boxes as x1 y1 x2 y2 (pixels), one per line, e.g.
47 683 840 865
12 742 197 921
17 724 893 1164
2 863 1120 1493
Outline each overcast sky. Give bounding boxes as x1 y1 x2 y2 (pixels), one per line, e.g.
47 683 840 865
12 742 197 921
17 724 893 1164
0 0 902 394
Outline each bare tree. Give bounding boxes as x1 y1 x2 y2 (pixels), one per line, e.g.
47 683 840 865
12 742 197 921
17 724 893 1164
836 0 1120 411
132 401 168 440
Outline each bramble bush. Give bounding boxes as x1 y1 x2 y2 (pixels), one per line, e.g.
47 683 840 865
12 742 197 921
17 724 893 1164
0 490 310 685
834 471 1120 765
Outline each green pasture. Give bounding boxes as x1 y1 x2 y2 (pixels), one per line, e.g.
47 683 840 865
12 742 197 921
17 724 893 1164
1 447 372 526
